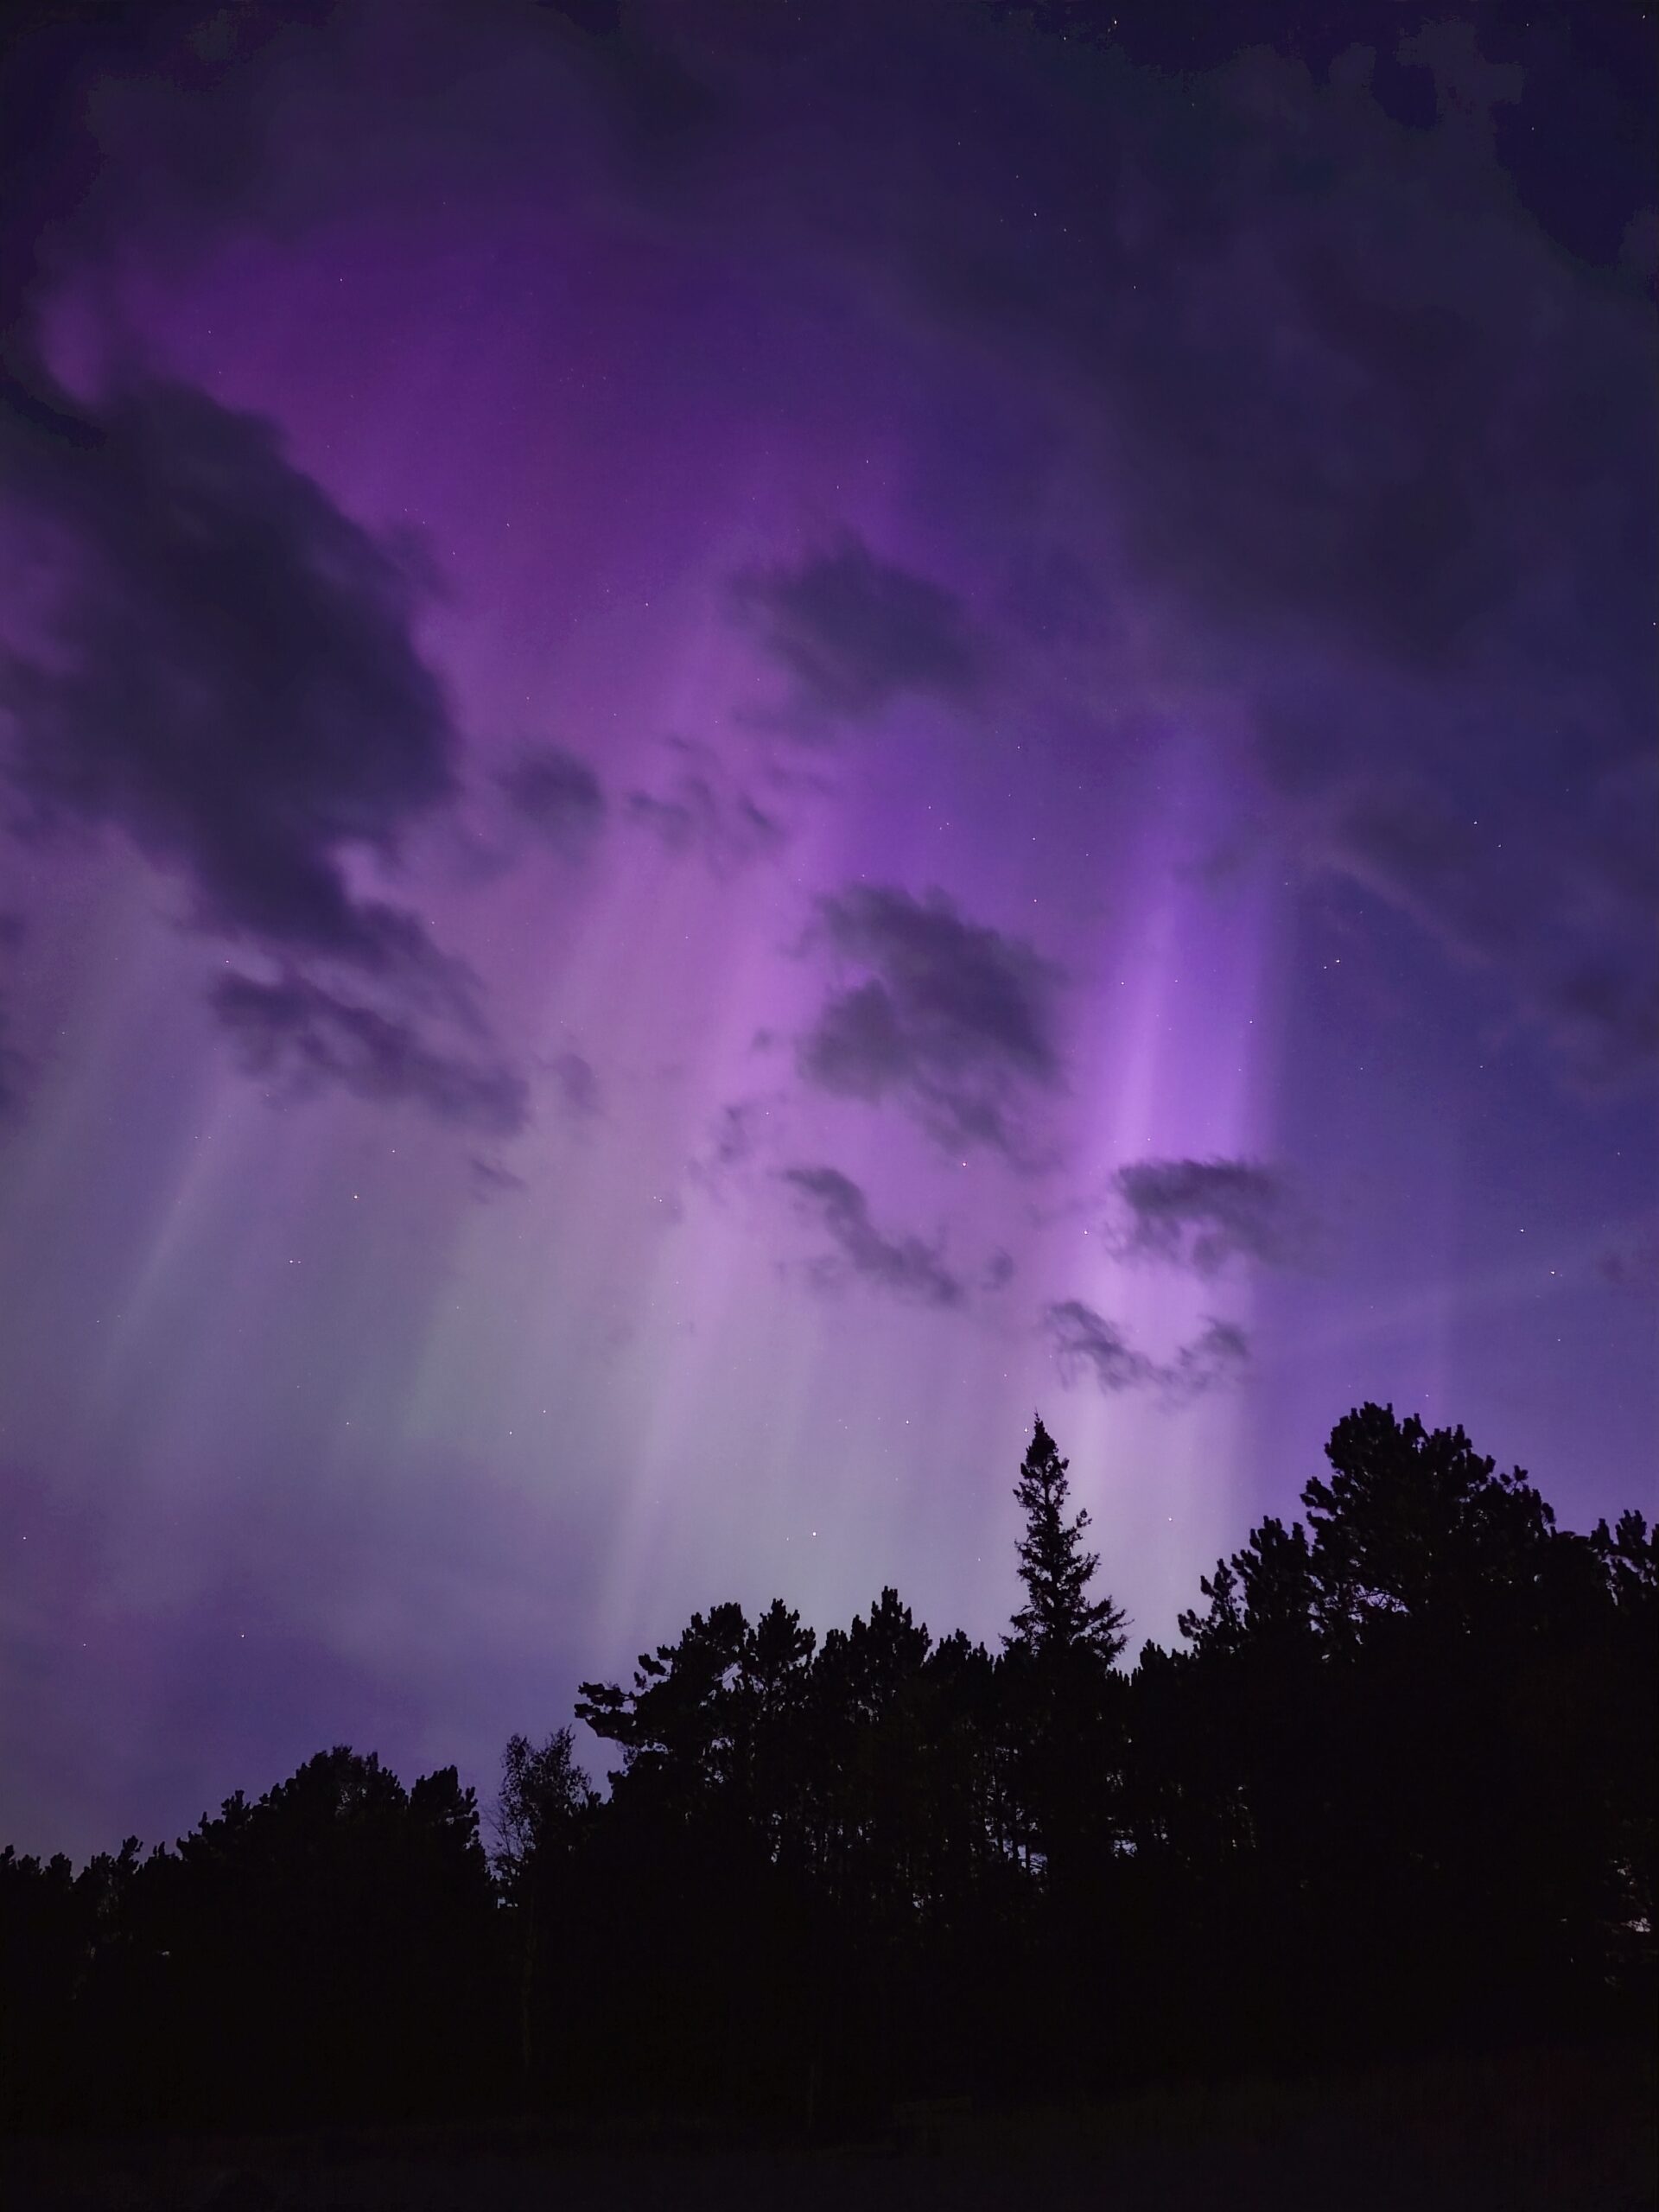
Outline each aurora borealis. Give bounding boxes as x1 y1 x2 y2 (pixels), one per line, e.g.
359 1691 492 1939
1 0 1654 1859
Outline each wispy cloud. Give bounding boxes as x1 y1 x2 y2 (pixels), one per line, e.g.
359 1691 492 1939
1110 1158 1317 1274
212 971 527 1135
1042 1300 1249 1404
550 1048 601 1120
498 747 607 860
626 740 785 876
2 375 529 1128
783 1165 963 1308
733 534 981 735
798 885 1062 1158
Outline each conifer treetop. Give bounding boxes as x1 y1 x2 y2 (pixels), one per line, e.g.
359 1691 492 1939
1006 1415 1128 1664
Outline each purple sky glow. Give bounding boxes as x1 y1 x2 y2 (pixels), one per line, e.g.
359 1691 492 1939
1 0 1654 1858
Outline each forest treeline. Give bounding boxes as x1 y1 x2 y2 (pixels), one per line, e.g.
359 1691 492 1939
2 1404 1653 2133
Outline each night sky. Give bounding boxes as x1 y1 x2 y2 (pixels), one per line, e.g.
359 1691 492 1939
2 0 1654 1860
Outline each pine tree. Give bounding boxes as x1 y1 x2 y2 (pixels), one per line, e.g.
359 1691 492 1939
1005 1416 1128 1664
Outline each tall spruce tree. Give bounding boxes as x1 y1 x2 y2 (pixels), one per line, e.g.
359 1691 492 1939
1006 1416 1128 1663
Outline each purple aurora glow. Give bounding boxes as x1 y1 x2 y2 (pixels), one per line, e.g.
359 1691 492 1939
0 1 1653 1856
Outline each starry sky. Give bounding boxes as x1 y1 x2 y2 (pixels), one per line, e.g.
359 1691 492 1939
2 0 1654 1859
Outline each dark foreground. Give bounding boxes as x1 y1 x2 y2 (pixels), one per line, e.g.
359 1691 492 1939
5 2046 1654 2212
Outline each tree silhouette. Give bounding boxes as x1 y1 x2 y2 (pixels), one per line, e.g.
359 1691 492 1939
493 1726 595 2086
1005 1415 1127 1664
2 1401 1652 2137
1305 1402 1557 1638
493 1726 594 1894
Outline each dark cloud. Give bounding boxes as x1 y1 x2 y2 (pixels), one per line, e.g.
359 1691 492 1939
1165 1317 1252 1401
732 534 981 734
5 3 1649 1116
499 747 607 859
12 13 1649 1103
1042 1300 1249 1403
550 1048 601 1119
211 971 527 1135
1112 1159 1315 1275
798 885 1062 1156
0 369 537 1126
686 1095 778 1198
711 1099 760 1167
1042 1300 1152 1394
3 378 456 963
854 29 1653 675
711 14 1654 1083
468 1154 526 1202
782 1165 963 1308
625 741 785 875
0 0 532 1137
983 1249 1016 1292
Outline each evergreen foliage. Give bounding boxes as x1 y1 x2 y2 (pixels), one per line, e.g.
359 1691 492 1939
1 1402 1651 2132
1006 1416 1128 1665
